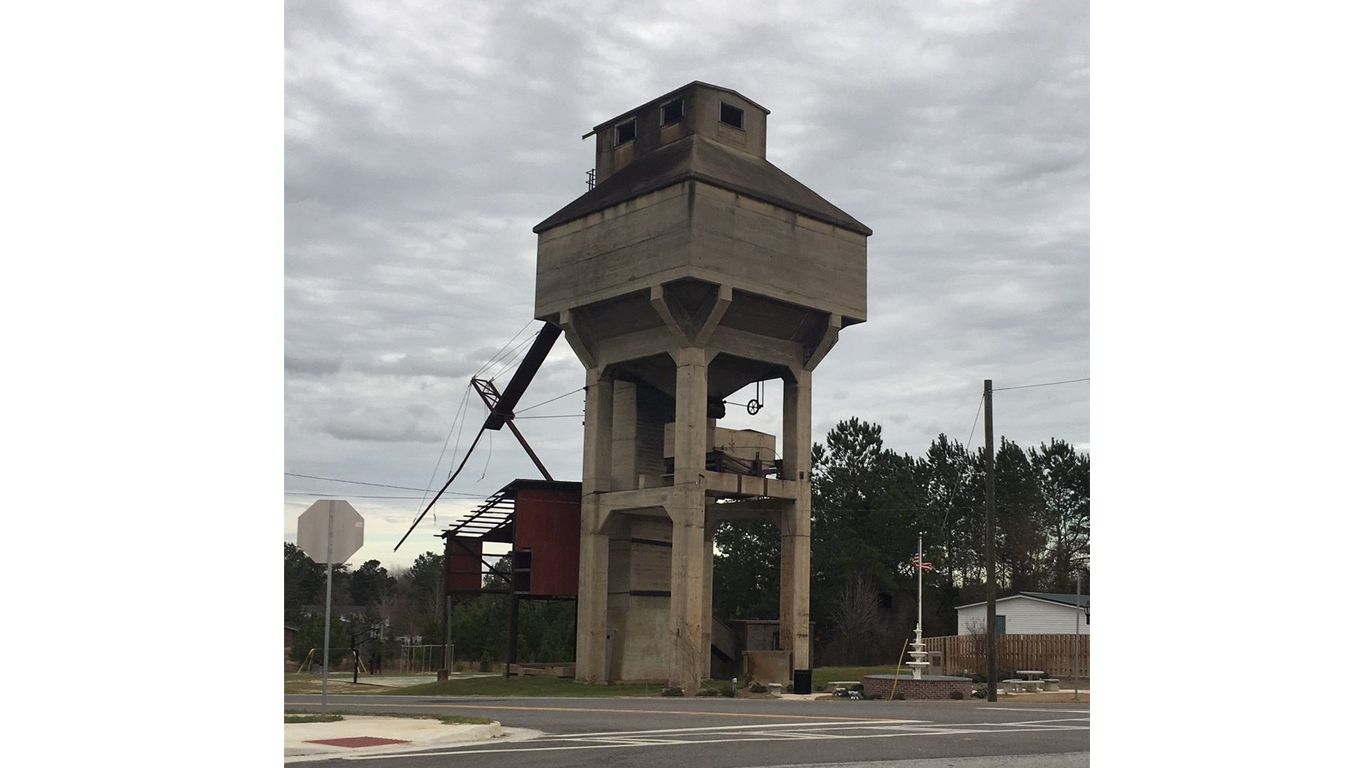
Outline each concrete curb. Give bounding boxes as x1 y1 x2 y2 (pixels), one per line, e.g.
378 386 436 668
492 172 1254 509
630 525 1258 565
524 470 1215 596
284 717 505 762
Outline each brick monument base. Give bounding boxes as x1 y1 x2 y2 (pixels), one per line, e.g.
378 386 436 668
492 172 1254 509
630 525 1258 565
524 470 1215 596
862 674 973 700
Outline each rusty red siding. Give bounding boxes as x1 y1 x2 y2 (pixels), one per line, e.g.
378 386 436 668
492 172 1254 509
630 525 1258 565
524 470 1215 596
513 487 581 596
444 536 483 593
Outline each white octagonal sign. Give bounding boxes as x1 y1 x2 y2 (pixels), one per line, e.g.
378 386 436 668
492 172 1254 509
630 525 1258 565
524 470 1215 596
297 499 364 565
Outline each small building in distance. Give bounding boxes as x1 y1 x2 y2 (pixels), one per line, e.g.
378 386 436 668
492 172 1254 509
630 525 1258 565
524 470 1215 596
956 592 1090 636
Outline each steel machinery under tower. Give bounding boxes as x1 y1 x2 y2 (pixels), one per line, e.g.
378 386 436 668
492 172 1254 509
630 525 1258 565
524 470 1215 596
533 82 871 693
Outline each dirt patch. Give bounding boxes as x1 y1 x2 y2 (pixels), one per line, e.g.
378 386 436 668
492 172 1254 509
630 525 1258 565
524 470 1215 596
285 675 391 695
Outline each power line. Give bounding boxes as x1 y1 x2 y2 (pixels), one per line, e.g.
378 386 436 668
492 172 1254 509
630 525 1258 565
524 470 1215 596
425 384 473 507
515 387 584 415
284 473 432 492
994 377 1090 392
473 320 535 378
938 392 985 532
487 334 539 383
282 473 487 498
285 491 485 500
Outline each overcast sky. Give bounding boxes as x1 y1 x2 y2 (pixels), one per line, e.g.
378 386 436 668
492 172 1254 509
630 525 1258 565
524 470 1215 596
283 0 1090 571
11 6 1365 756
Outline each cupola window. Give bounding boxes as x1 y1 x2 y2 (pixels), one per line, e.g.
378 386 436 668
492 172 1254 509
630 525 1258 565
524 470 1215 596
720 102 744 130
661 98 684 125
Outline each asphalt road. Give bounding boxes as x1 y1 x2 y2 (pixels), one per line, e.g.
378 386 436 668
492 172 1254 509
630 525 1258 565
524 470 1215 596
283 694 1089 767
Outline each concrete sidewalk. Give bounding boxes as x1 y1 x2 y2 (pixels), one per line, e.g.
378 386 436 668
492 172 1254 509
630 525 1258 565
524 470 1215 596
285 715 523 762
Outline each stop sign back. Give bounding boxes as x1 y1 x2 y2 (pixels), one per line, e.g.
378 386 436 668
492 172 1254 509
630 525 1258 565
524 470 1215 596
297 499 364 564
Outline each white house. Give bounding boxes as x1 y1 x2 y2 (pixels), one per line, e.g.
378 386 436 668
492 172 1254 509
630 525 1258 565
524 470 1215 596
956 592 1089 635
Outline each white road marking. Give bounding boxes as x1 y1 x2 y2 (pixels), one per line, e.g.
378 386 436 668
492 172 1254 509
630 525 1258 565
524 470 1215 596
542 719 925 739
978 707 1090 714
344 720 1089 761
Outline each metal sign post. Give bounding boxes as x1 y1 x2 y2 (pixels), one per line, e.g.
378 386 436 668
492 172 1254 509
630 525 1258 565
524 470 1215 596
321 502 334 710
296 499 365 713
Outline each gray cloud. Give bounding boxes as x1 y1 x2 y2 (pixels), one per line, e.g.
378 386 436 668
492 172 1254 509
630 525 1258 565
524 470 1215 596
284 0 1088 569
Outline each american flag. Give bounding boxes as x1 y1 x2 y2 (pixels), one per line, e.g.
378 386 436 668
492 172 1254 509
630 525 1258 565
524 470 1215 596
910 554 933 571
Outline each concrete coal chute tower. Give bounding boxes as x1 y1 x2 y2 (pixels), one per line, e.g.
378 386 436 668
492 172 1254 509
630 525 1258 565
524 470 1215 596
533 82 870 692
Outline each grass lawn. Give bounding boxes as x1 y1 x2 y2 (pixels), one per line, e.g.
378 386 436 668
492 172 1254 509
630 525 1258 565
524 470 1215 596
812 666 904 689
284 709 493 725
286 667 918 697
384 675 662 697
285 713 343 723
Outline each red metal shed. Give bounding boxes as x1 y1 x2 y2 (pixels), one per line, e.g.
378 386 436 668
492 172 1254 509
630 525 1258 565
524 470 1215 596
439 479 581 598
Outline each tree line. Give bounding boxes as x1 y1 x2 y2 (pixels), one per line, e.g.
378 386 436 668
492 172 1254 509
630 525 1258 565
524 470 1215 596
713 418 1089 665
285 546 577 668
284 417 1089 670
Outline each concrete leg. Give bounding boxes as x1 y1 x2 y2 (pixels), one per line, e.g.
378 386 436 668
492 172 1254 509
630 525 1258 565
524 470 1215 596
701 522 715 676
779 502 811 671
780 369 813 672
668 492 707 692
667 346 709 693
576 520 609 682
576 369 614 683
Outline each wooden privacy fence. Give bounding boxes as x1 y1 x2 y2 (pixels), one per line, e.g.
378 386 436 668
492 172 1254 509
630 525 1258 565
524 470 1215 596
925 634 1089 678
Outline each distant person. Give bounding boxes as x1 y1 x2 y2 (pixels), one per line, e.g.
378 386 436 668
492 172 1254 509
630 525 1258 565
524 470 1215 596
371 653 381 675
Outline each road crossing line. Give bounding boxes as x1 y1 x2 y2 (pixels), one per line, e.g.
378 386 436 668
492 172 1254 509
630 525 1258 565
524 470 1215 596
310 700 906 722
542 719 924 739
344 718 1090 761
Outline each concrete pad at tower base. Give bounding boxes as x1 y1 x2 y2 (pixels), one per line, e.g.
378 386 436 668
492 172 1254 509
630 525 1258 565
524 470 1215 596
744 650 792 685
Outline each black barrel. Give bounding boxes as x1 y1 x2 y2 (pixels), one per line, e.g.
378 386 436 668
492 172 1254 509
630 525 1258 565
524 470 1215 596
793 669 812 695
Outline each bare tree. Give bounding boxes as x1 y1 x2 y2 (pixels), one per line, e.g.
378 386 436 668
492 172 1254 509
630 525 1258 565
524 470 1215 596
830 574 883 665
963 619 988 675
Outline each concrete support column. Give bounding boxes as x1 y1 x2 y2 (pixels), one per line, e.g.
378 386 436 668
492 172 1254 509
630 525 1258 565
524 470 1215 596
669 492 707 692
583 368 615 494
576 523 609 682
780 369 813 671
668 346 709 693
576 368 614 683
701 519 717 675
671 347 709 479
611 381 639 489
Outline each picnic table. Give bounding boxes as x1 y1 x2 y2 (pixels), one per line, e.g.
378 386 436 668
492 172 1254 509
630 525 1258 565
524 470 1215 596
1018 671 1060 691
1001 671 1047 693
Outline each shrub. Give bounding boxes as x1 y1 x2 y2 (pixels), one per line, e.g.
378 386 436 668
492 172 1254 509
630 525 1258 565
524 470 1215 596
661 687 684 697
478 653 492 673
720 685 737 698
892 691 905 700
749 682 768 694
949 690 965 700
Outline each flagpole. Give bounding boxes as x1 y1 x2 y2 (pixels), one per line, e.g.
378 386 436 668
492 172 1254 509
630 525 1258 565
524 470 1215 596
917 533 924 640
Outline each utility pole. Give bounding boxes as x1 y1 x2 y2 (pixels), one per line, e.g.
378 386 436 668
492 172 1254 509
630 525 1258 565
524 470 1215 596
440 594 452 682
983 379 997 703
1074 564 1084 701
